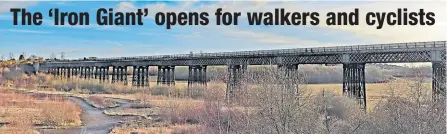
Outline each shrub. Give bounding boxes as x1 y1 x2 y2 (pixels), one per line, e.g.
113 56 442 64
151 86 171 96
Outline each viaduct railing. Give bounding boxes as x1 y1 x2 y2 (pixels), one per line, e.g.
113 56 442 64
36 41 446 110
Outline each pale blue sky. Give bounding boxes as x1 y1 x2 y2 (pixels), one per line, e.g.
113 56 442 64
0 1 445 59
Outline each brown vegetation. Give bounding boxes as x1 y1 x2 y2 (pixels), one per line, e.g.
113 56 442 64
0 88 82 133
118 66 444 134
0 64 443 134
84 96 119 108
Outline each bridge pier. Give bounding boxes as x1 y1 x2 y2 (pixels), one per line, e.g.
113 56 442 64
278 64 298 77
97 67 102 83
105 67 109 83
79 67 83 79
100 67 105 83
111 66 117 83
66 67 71 79
432 62 446 101
48 68 52 76
226 65 247 101
157 66 175 86
82 67 87 79
63 67 67 79
86 67 91 79
94 67 98 80
278 64 299 92
73 67 78 78
343 63 366 110
132 66 150 87
55 67 59 77
188 65 207 87
116 66 128 85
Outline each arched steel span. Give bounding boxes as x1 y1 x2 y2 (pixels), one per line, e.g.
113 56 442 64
37 41 446 110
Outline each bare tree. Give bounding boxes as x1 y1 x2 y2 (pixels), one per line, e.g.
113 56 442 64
8 52 14 60
50 52 56 59
363 68 446 134
60 52 66 60
28 55 38 61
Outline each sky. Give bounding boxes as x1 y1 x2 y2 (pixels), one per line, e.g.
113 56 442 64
0 1 446 60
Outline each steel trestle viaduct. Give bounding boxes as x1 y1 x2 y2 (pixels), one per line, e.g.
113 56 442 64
35 41 446 109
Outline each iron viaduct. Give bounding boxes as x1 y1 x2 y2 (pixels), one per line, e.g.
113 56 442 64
34 41 446 109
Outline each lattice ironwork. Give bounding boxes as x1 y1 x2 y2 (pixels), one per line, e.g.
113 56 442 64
432 62 446 101
157 66 175 86
226 64 247 101
350 51 431 63
39 41 445 68
343 63 366 110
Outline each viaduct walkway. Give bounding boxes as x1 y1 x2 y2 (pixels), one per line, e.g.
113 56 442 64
35 41 446 109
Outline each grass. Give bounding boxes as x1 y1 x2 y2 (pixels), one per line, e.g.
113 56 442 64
146 79 431 110
5 73 432 133
0 88 82 133
83 96 120 109
110 124 202 134
104 108 160 117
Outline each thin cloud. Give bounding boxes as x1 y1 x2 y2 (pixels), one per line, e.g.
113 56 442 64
3 29 52 34
0 1 37 13
106 40 124 46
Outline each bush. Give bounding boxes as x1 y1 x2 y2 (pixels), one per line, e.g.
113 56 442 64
160 100 204 125
39 97 82 126
151 86 172 96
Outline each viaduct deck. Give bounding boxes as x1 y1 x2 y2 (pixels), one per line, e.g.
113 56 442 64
40 41 445 67
34 41 446 110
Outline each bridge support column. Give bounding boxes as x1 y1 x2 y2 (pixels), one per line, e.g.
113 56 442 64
101 67 104 82
105 67 109 83
67 67 71 79
98 67 103 83
122 67 128 85
62 67 67 79
226 65 247 101
188 65 207 87
157 66 175 86
432 62 446 101
48 68 52 76
116 67 122 83
278 64 299 92
116 67 125 84
166 67 171 85
132 66 140 87
94 67 98 80
79 67 84 79
187 65 207 96
278 64 298 77
55 67 59 77
136 66 150 87
83 67 87 79
120 67 124 83
58 67 63 79
74 67 79 78
143 66 149 87
343 63 366 110
170 66 175 86
111 66 117 83
86 67 91 79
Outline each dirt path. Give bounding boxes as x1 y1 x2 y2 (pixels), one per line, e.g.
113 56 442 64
39 97 131 134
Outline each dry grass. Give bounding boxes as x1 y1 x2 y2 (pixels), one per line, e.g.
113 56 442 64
83 96 119 108
0 88 82 132
104 108 160 117
0 127 40 134
110 124 202 134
